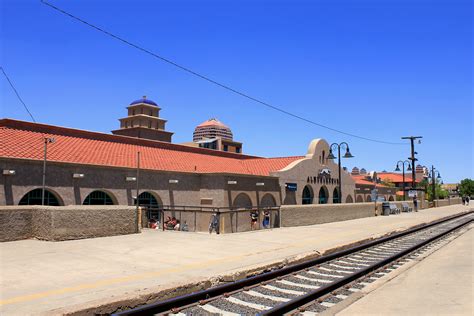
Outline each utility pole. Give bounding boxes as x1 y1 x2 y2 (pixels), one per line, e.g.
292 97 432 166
136 151 141 233
401 136 422 191
42 137 55 205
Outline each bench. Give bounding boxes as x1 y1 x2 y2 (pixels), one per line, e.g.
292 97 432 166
389 203 400 214
401 202 413 212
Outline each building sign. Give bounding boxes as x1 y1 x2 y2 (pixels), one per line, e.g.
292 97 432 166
408 190 417 198
285 183 297 191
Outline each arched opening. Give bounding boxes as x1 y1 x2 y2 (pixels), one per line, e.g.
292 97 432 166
302 185 314 204
136 191 162 207
83 190 116 205
233 193 252 209
18 188 62 206
260 194 277 208
356 195 364 203
366 195 372 202
388 195 395 201
319 186 329 204
345 195 354 203
332 188 340 204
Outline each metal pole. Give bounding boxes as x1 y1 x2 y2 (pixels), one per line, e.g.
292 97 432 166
431 165 436 205
42 138 47 206
402 165 406 201
338 145 342 203
136 151 140 232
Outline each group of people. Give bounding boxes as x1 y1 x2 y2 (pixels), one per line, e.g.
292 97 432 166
164 216 189 231
208 209 273 234
250 210 271 230
462 196 470 206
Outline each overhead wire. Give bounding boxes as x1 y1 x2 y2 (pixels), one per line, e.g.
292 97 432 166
1 66 37 123
40 0 404 145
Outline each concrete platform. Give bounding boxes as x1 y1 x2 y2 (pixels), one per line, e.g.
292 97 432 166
0 204 471 315
337 224 473 316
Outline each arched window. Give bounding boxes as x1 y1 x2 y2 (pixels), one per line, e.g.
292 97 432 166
260 194 277 208
345 195 354 203
356 195 364 203
333 188 340 203
18 188 61 206
319 186 329 204
83 190 115 205
322 150 326 162
366 195 372 202
136 192 161 207
388 196 395 201
302 185 313 204
233 193 252 209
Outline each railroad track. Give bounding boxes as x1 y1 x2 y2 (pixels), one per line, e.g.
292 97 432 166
114 211 473 316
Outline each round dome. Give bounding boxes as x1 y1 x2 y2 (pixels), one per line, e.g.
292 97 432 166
130 96 158 106
193 118 233 142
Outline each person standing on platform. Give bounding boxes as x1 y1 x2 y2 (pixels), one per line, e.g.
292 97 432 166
413 197 418 212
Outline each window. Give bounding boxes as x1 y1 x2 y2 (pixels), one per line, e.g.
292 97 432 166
83 191 114 205
223 145 228 151
302 185 313 204
19 189 61 206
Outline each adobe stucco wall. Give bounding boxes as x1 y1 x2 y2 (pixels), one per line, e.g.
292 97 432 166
280 202 375 227
0 205 139 242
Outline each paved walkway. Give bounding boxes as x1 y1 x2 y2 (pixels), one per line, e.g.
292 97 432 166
0 204 471 315
337 224 473 316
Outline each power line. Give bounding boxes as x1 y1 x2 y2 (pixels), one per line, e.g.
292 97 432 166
1 66 37 123
41 0 404 145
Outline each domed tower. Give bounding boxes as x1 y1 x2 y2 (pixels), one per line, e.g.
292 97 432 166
192 118 242 153
351 167 360 175
112 96 173 142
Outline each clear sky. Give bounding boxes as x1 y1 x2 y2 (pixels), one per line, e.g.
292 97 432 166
1 0 472 183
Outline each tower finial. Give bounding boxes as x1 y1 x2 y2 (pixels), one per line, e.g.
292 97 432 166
142 95 147 99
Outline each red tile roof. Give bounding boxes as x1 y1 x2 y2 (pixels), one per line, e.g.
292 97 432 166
377 172 420 183
0 119 302 176
351 175 391 188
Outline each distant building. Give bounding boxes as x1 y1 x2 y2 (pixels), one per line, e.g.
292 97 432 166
111 96 173 142
191 118 243 154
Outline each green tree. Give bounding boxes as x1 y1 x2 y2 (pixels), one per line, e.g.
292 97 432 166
425 179 449 201
459 178 474 197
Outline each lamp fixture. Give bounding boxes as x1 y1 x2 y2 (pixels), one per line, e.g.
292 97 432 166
169 179 179 184
327 150 336 160
227 180 237 185
256 182 265 186
73 173 84 178
126 176 137 181
2 169 16 175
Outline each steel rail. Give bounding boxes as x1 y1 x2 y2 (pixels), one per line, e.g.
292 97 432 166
259 215 473 315
113 210 472 316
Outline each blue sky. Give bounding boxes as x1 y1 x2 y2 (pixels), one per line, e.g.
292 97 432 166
1 0 472 182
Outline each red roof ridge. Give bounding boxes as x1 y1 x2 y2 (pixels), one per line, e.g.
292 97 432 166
0 118 261 160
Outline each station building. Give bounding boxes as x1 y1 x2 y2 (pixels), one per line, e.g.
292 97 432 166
0 97 395 208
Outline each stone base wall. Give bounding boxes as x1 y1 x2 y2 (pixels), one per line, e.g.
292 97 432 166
280 203 376 227
0 206 139 242
434 197 461 207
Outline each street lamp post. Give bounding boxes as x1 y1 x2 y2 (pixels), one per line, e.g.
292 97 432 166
42 137 55 206
430 165 441 206
327 142 354 203
395 160 412 201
